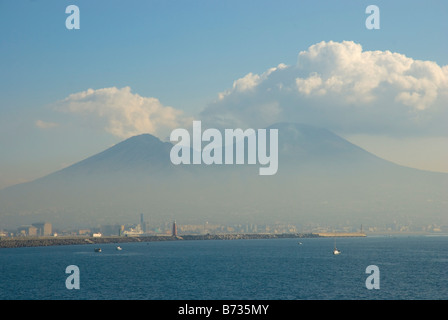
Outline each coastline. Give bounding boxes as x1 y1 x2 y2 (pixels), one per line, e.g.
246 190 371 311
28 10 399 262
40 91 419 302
0 232 366 249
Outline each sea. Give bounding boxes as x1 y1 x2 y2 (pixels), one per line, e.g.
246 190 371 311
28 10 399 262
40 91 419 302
1 235 447 300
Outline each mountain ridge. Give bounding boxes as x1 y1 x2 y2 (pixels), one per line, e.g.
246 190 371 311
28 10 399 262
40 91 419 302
0 122 446 229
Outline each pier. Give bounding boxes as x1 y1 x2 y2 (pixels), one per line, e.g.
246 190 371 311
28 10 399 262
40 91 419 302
0 232 366 249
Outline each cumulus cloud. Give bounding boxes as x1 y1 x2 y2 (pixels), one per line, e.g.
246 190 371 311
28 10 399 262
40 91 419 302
201 41 448 136
55 86 192 139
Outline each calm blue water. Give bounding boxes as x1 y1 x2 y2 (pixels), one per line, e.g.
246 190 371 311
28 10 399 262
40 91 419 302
1 236 447 300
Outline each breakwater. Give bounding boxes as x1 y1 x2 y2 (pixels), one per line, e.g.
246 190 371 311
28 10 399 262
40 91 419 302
0 232 365 249
315 232 366 237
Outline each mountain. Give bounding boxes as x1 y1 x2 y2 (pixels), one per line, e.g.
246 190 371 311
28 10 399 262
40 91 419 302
0 123 447 229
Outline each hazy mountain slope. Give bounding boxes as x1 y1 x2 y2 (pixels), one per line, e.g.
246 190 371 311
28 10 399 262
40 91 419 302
0 123 446 228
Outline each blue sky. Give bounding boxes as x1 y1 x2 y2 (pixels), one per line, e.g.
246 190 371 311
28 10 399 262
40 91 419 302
1 0 447 188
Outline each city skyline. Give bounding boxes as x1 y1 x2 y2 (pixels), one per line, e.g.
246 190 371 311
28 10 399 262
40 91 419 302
4 216 447 238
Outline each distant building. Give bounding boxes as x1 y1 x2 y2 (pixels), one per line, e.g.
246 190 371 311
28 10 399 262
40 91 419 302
100 224 122 236
140 213 149 233
172 220 177 237
17 225 37 236
122 226 143 237
78 229 91 235
32 222 52 236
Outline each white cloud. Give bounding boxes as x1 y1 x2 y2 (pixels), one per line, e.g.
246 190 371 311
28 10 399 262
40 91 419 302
201 41 448 136
218 63 288 100
55 87 193 139
35 120 59 129
296 73 323 96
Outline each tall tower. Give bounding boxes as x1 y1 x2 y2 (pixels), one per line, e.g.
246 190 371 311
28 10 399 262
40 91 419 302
172 220 177 237
140 213 150 233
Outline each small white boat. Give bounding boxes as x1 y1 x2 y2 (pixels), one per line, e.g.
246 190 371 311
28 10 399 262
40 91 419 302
333 238 341 255
94 248 102 253
116 246 122 251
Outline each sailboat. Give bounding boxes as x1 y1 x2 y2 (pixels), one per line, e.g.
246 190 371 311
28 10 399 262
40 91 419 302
333 238 341 255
